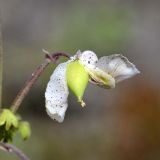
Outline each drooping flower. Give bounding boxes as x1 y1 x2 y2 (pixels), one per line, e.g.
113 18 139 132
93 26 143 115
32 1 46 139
45 50 140 123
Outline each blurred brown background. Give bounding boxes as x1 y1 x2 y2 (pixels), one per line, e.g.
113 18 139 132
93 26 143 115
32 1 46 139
1 0 160 160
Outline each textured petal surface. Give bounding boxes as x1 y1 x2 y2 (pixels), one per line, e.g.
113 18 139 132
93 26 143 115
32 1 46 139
96 54 140 83
45 61 70 123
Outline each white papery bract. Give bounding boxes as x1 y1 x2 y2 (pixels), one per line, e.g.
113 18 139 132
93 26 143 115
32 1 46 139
45 61 70 123
45 50 140 123
96 54 140 83
78 51 140 88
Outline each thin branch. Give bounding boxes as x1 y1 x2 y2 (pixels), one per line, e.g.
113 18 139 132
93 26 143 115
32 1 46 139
10 52 70 113
0 142 30 160
10 59 50 113
0 9 3 108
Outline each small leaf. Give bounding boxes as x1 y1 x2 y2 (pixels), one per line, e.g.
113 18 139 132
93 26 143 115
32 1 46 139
66 60 89 106
18 121 31 140
0 109 18 130
0 125 5 141
0 111 6 126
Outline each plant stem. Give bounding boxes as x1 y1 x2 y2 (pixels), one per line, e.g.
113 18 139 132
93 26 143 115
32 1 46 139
10 52 70 113
0 10 3 109
10 59 50 113
0 142 30 160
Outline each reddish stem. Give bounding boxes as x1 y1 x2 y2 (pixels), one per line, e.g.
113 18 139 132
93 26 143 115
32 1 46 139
0 142 29 160
10 52 70 113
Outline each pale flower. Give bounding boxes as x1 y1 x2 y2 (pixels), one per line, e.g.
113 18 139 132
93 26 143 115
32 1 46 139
45 50 140 123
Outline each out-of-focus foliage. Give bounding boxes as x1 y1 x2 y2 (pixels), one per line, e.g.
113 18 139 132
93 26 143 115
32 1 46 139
0 109 18 130
0 109 18 142
0 109 31 142
18 121 31 140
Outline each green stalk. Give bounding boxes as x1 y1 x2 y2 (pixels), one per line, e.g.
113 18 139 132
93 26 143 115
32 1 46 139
0 10 3 109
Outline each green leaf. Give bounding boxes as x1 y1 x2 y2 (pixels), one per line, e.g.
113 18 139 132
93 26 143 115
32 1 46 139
0 125 5 141
66 60 89 106
18 121 31 140
0 109 32 142
0 111 6 126
0 109 18 130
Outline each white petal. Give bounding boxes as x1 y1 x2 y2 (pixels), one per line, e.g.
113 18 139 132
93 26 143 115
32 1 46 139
46 102 68 123
79 50 98 69
45 61 70 123
96 54 140 83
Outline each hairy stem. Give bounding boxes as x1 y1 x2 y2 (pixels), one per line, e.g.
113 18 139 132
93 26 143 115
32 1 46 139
0 10 3 108
10 52 70 113
0 142 30 160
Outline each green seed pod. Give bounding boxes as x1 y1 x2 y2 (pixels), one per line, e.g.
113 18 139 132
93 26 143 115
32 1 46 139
66 60 89 107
